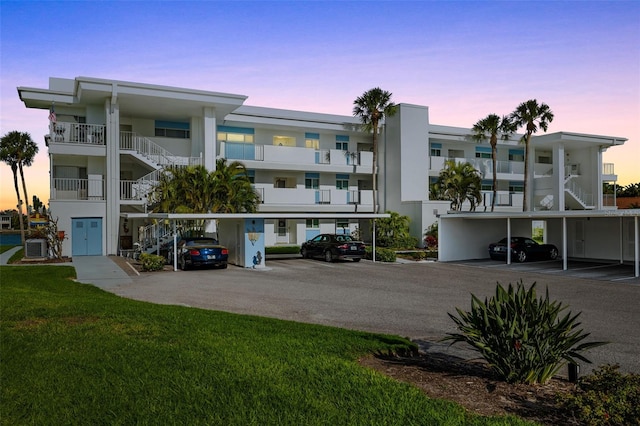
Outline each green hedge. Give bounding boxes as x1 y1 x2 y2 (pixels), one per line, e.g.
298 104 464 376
365 247 396 262
265 246 300 255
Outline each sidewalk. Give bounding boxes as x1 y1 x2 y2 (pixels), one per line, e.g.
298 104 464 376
1 248 134 290
0 246 21 265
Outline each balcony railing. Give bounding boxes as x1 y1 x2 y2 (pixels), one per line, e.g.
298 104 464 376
52 178 104 200
222 142 373 169
251 186 372 207
47 123 105 145
429 156 524 175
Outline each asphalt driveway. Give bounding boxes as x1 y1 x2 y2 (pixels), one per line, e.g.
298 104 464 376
103 257 640 377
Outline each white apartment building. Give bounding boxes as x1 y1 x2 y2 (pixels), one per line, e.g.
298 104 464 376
18 76 634 265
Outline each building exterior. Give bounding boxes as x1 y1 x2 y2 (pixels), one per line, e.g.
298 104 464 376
17 76 631 263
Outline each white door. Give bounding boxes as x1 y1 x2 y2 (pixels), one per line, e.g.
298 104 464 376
574 220 585 257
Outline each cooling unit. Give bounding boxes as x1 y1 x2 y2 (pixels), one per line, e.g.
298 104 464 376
25 239 48 258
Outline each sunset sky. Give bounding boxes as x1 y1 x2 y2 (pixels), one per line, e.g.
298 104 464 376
1 1 638 211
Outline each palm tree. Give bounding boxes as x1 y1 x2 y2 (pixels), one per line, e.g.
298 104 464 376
353 88 397 214
151 161 259 233
0 132 27 243
510 100 554 211
211 158 260 213
15 133 38 227
435 160 482 211
471 114 515 211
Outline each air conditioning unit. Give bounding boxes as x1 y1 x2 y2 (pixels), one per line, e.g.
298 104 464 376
25 239 48 258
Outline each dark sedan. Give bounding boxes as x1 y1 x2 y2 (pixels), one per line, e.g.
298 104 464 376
162 237 229 270
489 237 559 263
300 234 366 262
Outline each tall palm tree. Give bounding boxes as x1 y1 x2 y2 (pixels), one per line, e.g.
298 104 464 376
0 132 27 243
15 132 38 227
353 88 397 214
435 160 482 212
471 114 515 211
510 100 554 211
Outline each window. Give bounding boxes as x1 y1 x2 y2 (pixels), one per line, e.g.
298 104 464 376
217 125 254 143
336 174 349 190
336 219 350 234
509 181 524 193
481 180 493 191
336 135 349 151
273 136 296 147
430 143 442 157
305 173 319 189
306 219 319 228
155 120 190 138
245 170 255 184
537 155 552 164
509 149 524 162
475 146 492 159
305 132 319 149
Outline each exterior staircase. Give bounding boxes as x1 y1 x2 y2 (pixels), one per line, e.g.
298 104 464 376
564 165 594 209
119 131 202 206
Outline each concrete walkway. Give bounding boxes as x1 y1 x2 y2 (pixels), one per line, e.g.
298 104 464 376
0 246 21 265
1 249 133 289
70 256 134 289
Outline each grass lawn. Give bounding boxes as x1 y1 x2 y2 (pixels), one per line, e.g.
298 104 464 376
1 266 535 425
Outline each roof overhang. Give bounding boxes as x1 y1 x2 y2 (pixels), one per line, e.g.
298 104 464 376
122 213 391 220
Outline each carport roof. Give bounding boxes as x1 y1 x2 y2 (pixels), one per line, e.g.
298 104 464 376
121 213 391 219
439 209 640 220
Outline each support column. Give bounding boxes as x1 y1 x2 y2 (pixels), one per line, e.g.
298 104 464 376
555 143 565 211
562 217 568 271
105 96 120 255
203 107 217 171
506 217 511 264
635 216 639 278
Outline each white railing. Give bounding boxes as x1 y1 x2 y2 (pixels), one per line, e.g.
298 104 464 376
429 156 525 175
603 163 615 175
252 186 373 207
52 178 104 200
221 142 373 168
565 180 593 206
49 123 105 145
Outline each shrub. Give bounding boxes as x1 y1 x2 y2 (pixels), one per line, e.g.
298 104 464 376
139 253 165 271
444 280 606 384
365 246 396 262
265 245 300 255
557 364 640 425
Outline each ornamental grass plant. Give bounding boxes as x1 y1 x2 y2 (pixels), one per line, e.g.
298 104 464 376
445 280 606 384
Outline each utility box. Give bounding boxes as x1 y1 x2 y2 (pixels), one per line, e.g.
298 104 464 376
25 239 47 258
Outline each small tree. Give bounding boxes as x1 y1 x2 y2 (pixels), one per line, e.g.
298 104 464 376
432 160 482 211
374 211 418 249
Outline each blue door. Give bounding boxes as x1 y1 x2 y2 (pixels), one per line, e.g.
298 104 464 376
72 218 103 256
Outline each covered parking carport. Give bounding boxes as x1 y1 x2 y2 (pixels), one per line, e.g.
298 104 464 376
143 212 390 271
438 210 640 278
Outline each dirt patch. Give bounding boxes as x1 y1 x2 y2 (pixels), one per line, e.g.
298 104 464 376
360 352 579 425
14 257 72 264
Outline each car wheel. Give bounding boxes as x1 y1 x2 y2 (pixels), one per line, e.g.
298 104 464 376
301 247 308 259
549 248 558 260
324 250 333 262
352 258 361 262
516 250 527 263
220 262 228 269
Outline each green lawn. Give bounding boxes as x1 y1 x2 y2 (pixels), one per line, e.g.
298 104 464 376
1 266 535 425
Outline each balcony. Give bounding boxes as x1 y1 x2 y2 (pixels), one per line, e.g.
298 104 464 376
46 123 105 145
222 142 373 172
252 185 373 210
429 156 524 176
51 178 104 201
602 163 617 182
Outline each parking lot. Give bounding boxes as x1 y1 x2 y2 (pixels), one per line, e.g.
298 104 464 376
109 256 640 375
453 258 640 283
